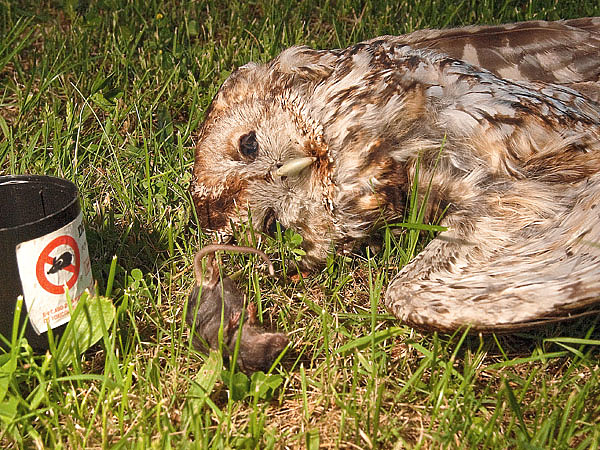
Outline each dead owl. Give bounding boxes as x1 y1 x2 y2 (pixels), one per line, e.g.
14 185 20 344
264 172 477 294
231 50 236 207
191 18 600 332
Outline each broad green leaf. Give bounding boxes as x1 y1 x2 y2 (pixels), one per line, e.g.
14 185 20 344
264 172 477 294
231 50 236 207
224 370 250 401
131 268 144 281
0 394 18 423
0 356 17 404
55 293 116 367
251 372 284 400
184 351 222 419
306 429 320 450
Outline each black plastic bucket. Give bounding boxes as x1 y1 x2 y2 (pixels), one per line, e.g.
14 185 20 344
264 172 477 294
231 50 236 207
0 175 94 350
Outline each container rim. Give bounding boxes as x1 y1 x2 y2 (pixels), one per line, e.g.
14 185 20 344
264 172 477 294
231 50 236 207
0 174 80 232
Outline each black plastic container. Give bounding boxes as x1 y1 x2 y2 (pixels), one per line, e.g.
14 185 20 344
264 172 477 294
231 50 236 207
0 175 94 350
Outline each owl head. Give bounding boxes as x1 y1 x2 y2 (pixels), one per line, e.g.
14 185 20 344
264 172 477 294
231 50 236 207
191 43 436 266
193 47 347 264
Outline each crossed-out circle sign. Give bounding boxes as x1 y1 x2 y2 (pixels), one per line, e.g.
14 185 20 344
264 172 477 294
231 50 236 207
35 235 81 295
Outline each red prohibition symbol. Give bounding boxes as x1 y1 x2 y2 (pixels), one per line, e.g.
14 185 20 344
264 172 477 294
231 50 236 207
36 235 80 295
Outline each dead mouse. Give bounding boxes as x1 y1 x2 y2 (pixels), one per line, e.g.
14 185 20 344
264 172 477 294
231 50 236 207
186 244 289 373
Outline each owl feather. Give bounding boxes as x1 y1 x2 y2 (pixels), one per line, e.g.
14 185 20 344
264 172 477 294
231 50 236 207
191 18 600 332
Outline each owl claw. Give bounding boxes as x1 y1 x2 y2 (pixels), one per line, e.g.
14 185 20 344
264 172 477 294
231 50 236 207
274 157 316 177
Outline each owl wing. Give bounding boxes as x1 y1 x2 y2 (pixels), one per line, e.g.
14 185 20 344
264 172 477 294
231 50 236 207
385 184 600 332
373 17 600 101
380 37 600 332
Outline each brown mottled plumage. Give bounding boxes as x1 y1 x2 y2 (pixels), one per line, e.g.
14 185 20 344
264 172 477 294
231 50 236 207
191 18 600 332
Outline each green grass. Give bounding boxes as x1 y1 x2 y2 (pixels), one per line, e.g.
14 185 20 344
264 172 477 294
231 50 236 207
2 0 600 448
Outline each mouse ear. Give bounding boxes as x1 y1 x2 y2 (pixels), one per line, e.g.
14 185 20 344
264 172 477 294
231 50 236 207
204 255 220 288
246 301 257 325
193 251 220 288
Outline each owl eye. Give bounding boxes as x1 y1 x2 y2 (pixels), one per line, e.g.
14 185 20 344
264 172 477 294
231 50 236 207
239 131 259 159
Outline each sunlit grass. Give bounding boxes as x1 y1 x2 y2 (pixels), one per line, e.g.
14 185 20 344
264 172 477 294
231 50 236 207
1 1 600 448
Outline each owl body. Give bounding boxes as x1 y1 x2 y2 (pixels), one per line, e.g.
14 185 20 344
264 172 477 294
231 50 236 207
192 18 600 331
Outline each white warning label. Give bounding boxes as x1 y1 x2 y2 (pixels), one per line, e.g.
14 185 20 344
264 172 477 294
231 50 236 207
16 211 94 334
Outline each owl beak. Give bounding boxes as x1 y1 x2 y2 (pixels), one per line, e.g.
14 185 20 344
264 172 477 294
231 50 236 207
274 157 316 178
